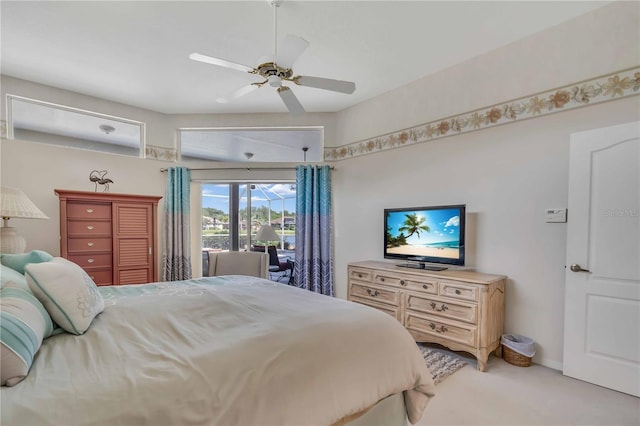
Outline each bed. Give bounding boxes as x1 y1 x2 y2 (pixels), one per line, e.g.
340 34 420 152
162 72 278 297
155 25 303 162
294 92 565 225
1 274 435 425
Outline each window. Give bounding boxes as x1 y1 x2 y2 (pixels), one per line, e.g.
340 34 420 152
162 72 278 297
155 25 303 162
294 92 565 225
180 126 323 162
201 182 296 280
6 95 145 157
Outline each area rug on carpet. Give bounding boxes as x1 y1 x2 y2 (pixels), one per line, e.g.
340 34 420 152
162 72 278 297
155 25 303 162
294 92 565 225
418 344 467 384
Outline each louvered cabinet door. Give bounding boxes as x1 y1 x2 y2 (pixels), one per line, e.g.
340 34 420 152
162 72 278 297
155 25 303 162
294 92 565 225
113 203 153 285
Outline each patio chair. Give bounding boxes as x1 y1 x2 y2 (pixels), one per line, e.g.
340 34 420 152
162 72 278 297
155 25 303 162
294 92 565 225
208 251 269 279
252 245 294 282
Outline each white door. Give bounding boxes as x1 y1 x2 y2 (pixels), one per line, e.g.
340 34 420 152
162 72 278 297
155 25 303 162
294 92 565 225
563 121 640 397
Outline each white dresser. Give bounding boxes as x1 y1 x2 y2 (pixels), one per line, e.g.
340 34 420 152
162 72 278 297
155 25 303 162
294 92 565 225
347 260 506 371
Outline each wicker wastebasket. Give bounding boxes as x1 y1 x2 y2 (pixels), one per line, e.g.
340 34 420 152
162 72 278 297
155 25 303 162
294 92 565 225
501 334 535 367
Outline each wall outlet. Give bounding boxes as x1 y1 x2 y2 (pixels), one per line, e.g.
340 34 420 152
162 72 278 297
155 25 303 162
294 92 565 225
545 208 567 223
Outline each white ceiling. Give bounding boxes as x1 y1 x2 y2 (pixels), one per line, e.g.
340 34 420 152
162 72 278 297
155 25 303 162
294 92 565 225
1 1 610 115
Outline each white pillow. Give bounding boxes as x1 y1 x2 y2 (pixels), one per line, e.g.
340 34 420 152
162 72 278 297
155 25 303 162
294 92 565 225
25 257 104 335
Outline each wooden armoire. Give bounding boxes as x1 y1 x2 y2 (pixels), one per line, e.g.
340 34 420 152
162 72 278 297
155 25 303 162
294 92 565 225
55 189 162 286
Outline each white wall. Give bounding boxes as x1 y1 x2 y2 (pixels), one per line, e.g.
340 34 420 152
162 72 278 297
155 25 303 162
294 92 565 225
331 1 640 369
335 1 639 145
0 138 169 266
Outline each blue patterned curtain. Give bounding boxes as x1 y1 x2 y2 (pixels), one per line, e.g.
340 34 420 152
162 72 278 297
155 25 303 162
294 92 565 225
162 167 192 281
294 165 333 295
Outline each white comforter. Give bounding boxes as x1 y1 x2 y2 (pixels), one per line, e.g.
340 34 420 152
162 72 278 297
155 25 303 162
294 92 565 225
1 276 435 425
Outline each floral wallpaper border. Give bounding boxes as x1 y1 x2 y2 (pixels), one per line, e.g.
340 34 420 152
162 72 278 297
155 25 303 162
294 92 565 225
145 144 177 162
324 67 640 162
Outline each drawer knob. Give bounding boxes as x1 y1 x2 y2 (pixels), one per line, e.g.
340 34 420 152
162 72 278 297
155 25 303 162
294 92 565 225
87 208 94 213
430 302 448 312
455 289 461 295
87 242 94 247
87 258 95 264
429 322 448 333
400 279 405 286
358 273 362 278
366 288 379 297
422 284 429 289
87 225 94 230
380 277 385 282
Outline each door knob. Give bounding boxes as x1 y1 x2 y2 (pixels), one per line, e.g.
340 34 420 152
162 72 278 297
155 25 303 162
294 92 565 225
570 264 590 273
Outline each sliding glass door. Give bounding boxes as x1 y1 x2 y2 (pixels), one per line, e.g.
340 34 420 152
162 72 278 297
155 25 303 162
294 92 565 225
201 182 296 278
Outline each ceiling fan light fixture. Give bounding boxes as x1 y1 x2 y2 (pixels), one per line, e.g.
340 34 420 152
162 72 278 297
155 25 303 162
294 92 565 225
268 75 282 87
99 124 115 135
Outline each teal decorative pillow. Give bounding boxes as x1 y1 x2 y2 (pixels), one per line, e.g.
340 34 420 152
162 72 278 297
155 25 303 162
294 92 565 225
0 250 54 274
25 257 104 335
0 265 30 292
0 286 54 386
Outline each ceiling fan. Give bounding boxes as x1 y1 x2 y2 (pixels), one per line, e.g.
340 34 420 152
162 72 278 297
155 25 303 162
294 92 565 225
189 0 356 114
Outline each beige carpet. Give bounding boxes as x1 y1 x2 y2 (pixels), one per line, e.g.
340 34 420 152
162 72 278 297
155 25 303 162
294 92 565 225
416 351 640 425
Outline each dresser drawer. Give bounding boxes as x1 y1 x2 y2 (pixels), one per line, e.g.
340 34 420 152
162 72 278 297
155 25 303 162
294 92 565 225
67 237 112 253
85 269 113 286
349 267 372 282
67 220 112 237
373 271 438 294
401 276 437 294
67 253 112 269
439 279 479 301
405 292 478 324
349 282 398 306
350 296 400 322
67 203 111 219
405 312 477 348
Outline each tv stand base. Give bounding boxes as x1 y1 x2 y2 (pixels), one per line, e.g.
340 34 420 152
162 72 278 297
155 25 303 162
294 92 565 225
398 262 448 271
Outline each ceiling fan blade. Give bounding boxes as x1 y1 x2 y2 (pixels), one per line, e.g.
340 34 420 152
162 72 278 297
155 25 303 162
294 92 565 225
294 75 356 94
216 84 260 104
277 34 309 69
189 53 255 74
277 86 305 115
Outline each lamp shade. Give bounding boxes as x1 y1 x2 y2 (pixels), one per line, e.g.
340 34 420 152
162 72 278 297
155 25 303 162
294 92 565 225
255 224 279 243
0 187 49 219
1 187 49 253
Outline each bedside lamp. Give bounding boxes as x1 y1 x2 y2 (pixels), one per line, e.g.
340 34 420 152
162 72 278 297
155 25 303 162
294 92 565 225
255 224 279 253
0 187 49 253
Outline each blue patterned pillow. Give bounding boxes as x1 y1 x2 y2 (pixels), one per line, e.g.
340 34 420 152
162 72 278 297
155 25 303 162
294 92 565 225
25 257 104 335
0 286 54 386
0 250 53 274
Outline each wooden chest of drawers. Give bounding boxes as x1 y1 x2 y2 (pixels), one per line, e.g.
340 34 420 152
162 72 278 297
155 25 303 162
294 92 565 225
56 190 162 286
348 260 506 372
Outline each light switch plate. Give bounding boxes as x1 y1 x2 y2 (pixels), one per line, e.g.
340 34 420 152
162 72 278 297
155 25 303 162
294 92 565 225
546 208 567 223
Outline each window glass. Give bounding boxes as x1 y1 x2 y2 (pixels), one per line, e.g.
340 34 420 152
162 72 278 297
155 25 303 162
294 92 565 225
180 127 323 162
7 95 144 157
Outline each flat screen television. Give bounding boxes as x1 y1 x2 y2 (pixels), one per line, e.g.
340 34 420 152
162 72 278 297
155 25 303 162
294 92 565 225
384 204 466 270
